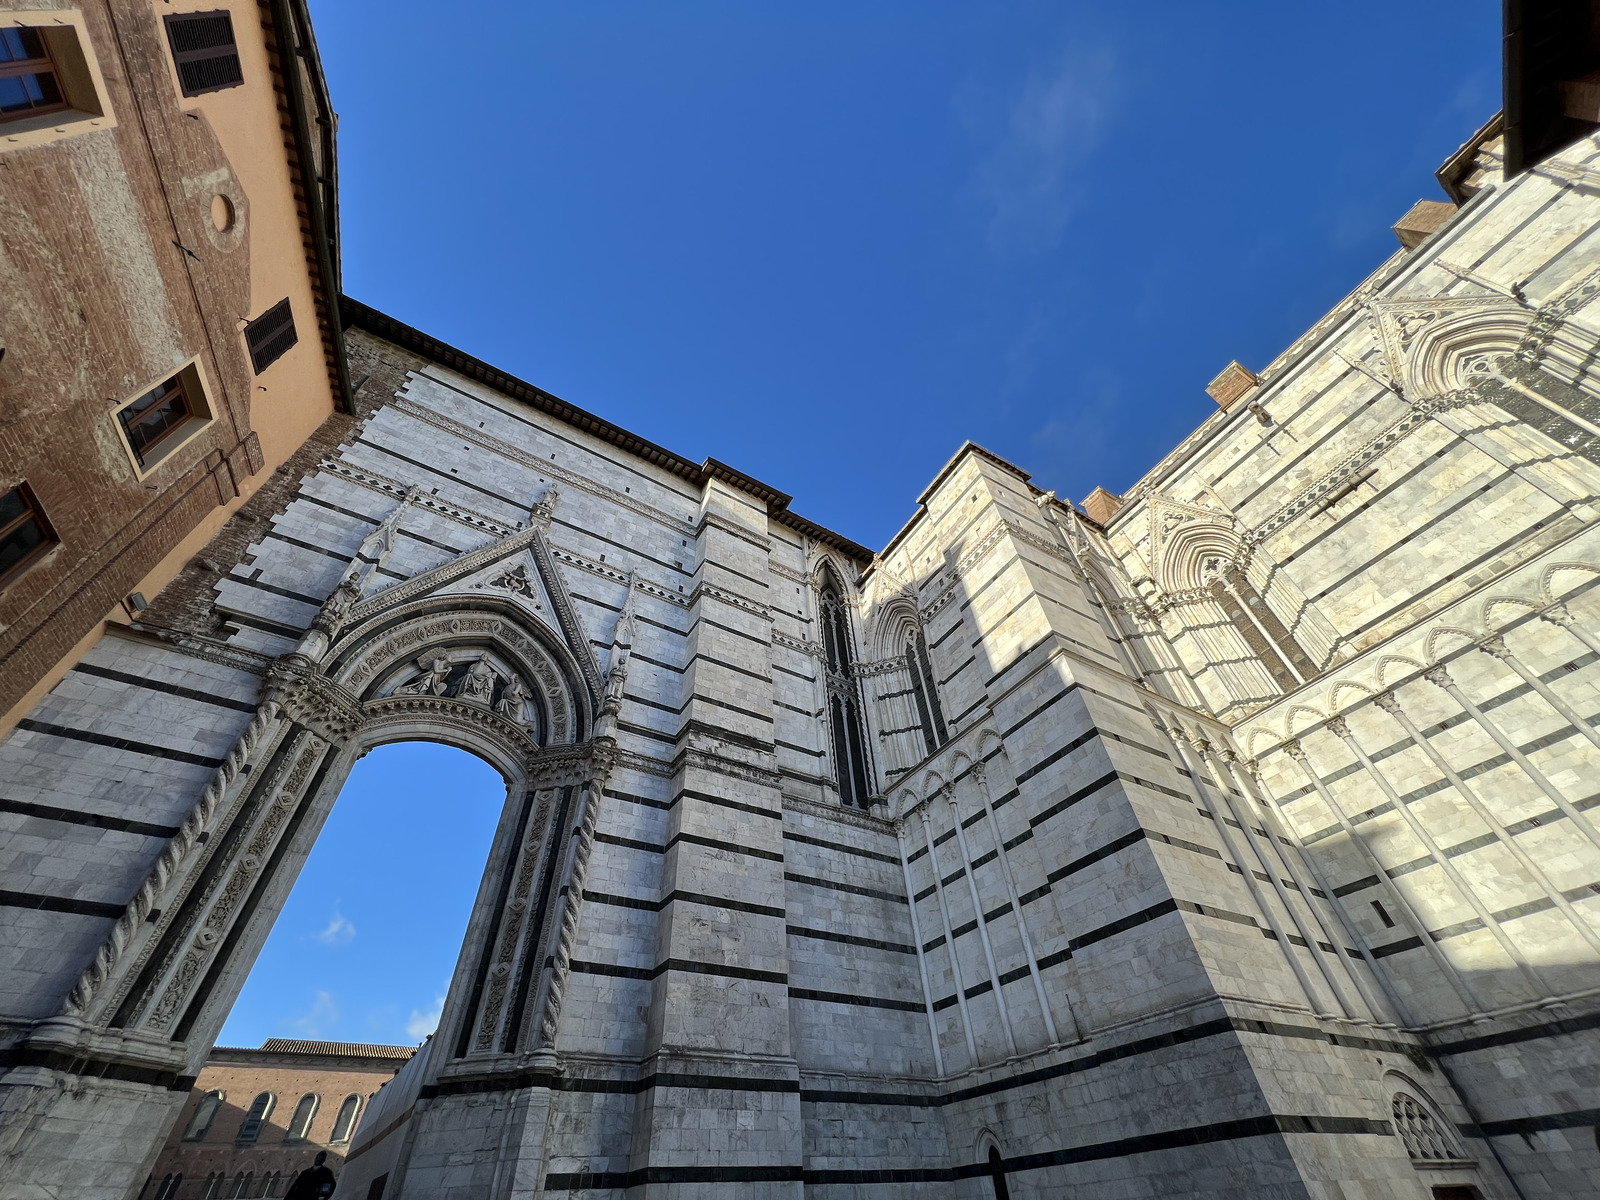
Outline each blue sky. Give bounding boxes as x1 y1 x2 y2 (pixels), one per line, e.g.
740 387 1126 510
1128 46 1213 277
224 2 1503 1046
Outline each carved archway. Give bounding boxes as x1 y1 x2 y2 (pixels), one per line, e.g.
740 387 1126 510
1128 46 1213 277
50 501 634 1110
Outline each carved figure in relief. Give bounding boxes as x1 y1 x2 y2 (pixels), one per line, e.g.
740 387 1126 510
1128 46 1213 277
496 674 530 724
457 653 498 705
396 652 451 696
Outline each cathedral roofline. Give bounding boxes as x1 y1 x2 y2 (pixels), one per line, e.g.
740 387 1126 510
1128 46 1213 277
341 296 873 564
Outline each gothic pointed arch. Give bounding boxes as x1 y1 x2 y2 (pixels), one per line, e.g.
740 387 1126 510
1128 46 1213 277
815 562 875 808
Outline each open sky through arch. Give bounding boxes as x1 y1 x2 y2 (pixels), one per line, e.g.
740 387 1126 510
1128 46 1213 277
219 742 504 1047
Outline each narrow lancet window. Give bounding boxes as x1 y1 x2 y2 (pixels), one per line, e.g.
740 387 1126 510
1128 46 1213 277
906 629 948 752
820 577 874 807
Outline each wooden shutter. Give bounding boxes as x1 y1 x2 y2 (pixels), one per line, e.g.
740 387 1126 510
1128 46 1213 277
244 297 297 373
163 11 243 97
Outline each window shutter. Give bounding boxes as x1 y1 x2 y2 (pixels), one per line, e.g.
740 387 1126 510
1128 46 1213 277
163 11 243 97
244 298 297 373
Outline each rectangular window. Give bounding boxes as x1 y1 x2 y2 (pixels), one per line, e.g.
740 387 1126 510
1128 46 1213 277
0 483 56 589
119 375 197 466
163 10 243 97
0 26 66 122
245 297 297 373
113 362 214 473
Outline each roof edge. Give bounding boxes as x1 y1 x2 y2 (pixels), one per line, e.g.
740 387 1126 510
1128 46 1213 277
340 298 871 562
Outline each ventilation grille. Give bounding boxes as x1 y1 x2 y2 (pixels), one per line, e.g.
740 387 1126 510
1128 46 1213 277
245 297 297 374
164 12 243 97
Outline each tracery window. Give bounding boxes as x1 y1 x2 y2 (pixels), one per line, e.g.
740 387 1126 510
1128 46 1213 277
330 1093 363 1143
820 576 873 808
234 1092 274 1146
183 1089 226 1141
283 1093 318 1143
1392 1091 1469 1164
905 628 949 753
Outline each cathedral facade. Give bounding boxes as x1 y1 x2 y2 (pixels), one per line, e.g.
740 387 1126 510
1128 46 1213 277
5 12 1600 1200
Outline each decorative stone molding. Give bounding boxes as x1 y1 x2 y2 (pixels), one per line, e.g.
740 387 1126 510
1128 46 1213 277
688 581 772 621
59 698 284 1017
394 385 697 538
772 630 823 659
318 457 516 537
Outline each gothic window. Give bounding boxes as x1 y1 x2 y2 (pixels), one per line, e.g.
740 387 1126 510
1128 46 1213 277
202 1174 224 1200
283 1093 318 1143
1392 1091 1468 1164
905 629 949 753
234 1092 275 1146
986 1146 1010 1200
183 1089 226 1141
820 577 873 808
330 1093 363 1143
1208 566 1317 689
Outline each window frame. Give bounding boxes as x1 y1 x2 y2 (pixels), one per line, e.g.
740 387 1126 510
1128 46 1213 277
282 1092 319 1143
162 9 244 98
111 359 216 478
0 10 115 154
244 297 298 374
234 1091 275 1147
329 1092 363 1143
0 25 69 123
0 481 57 591
182 1088 227 1142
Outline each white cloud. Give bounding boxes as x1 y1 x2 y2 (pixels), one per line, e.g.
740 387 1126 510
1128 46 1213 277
965 41 1118 254
406 991 446 1041
291 990 340 1038
315 910 356 946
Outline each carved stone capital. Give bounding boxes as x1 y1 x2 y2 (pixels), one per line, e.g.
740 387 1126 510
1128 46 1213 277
1476 634 1513 661
1325 716 1351 740
1282 739 1306 763
970 760 987 784
1188 735 1212 755
1542 603 1576 629
1372 692 1404 717
1423 665 1453 689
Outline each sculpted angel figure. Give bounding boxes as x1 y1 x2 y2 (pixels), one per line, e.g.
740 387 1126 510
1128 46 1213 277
396 652 451 696
495 674 530 724
457 653 498 704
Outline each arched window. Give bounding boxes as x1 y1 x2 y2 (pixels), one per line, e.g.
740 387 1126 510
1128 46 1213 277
152 1175 174 1200
183 1089 225 1141
283 1093 319 1143
820 577 873 807
202 1173 223 1200
234 1092 275 1147
1392 1091 1468 1164
258 1172 278 1197
905 628 948 753
986 1146 1010 1200
330 1093 363 1143
229 1174 247 1200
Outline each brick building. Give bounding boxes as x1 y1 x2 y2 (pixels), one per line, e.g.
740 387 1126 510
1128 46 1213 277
138 1039 413 1200
6 3 1600 1199
0 0 348 738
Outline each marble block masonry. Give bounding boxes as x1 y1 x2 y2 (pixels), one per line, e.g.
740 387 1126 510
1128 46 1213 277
5 112 1600 1200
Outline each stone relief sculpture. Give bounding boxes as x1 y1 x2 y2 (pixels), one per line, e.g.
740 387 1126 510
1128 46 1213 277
395 652 451 696
495 673 530 725
457 653 498 705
